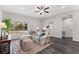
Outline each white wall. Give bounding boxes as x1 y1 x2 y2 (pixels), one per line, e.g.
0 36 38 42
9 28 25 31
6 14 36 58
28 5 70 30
43 10 79 40
60 11 79 41
0 7 3 36
73 11 79 41
42 16 62 38
0 7 2 21
2 11 41 31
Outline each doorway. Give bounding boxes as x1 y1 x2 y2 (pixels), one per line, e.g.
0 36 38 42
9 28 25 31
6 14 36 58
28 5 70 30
62 15 73 41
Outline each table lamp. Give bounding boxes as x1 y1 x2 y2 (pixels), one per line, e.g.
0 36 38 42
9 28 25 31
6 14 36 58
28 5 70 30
0 22 7 40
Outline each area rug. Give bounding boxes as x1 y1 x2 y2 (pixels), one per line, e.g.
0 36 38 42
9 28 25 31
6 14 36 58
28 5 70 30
10 39 52 54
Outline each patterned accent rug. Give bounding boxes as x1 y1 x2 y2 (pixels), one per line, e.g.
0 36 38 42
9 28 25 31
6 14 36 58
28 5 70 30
10 39 52 54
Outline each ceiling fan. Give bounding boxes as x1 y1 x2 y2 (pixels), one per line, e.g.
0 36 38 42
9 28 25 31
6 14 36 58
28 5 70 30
34 6 49 15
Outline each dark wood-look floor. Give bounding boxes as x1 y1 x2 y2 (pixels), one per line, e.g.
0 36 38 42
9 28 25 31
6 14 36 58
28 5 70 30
37 37 79 54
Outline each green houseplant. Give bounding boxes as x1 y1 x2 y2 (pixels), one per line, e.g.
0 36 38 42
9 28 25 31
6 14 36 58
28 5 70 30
2 17 13 32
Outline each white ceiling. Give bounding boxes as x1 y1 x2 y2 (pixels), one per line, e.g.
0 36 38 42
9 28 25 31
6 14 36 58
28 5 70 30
1 5 79 19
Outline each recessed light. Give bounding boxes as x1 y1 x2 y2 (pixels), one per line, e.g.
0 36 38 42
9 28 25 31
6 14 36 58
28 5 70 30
62 6 65 9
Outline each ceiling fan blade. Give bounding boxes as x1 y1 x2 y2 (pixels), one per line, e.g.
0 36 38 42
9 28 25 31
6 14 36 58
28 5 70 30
37 7 40 9
44 7 49 10
34 11 40 12
44 11 49 13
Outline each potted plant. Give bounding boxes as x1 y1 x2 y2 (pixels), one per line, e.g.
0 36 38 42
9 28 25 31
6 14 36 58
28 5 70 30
2 17 13 32
2 17 13 39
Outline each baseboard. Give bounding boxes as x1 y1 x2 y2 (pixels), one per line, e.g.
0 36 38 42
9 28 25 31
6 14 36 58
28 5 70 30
51 37 62 40
51 36 73 41
72 40 79 43
62 36 72 39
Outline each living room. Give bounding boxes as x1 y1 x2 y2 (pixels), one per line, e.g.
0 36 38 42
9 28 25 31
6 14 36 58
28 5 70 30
0 5 79 54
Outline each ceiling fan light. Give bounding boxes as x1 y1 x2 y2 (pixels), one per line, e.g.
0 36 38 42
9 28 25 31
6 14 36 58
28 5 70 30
40 10 44 13
40 12 42 15
62 6 65 9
